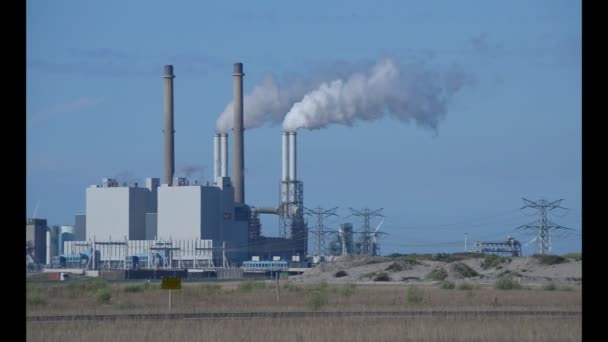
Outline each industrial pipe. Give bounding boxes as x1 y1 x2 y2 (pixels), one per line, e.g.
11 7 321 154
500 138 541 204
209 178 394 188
213 133 221 183
282 132 289 181
288 131 297 181
220 133 228 178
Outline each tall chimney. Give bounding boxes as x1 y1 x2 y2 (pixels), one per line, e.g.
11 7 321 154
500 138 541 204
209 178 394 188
163 65 175 186
282 132 289 182
213 133 221 183
220 133 228 177
232 63 245 205
288 131 297 181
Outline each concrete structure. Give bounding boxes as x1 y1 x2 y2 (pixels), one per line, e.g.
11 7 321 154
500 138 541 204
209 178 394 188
157 184 221 240
233 62 245 205
157 179 248 263
163 65 175 186
26 218 47 264
74 214 86 241
86 178 158 241
146 178 160 213
146 213 157 240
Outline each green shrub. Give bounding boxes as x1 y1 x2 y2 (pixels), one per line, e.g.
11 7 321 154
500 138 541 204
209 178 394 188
338 283 356 297
334 270 348 277
440 281 455 290
532 254 567 265
426 267 448 281
451 262 479 278
124 284 144 293
543 283 557 291
364 257 389 265
200 284 222 293
69 279 108 295
373 272 391 281
96 289 112 303
283 282 303 292
306 284 329 310
495 277 522 290
388 253 406 258
406 286 424 304
360 272 377 279
456 282 474 290
26 295 47 306
399 253 483 263
115 301 134 310
238 281 266 292
385 262 403 272
497 270 522 278
481 255 508 270
562 253 582 261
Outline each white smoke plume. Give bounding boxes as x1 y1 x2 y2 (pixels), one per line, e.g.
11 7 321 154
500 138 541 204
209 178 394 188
214 67 355 133
282 58 471 132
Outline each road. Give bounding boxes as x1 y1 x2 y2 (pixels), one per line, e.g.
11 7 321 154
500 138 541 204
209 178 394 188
27 310 581 322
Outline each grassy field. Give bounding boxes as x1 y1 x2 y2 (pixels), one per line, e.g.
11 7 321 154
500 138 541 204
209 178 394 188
26 279 581 341
27 316 581 342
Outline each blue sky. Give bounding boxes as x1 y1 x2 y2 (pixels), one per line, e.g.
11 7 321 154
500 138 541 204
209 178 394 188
26 0 581 255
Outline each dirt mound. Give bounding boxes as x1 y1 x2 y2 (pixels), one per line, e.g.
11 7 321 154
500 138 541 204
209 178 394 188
289 255 581 287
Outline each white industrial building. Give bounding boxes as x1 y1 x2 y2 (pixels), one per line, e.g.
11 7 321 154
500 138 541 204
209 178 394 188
157 176 248 262
86 177 159 241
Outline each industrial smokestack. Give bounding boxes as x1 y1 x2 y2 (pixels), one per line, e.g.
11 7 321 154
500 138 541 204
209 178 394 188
163 65 175 186
220 133 228 177
46 228 51 265
282 132 289 182
213 133 221 183
288 131 297 181
233 63 245 204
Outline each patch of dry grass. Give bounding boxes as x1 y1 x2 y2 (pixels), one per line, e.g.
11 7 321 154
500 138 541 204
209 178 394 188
26 316 581 342
26 281 581 316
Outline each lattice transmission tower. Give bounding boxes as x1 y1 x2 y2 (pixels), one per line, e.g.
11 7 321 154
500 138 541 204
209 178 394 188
516 198 573 255
348 207 384 256
305 207 339 256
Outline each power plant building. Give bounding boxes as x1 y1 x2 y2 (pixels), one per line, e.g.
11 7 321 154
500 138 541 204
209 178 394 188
86 178 159 241
63 62 308 270
26 218 47 265
74 214 86 241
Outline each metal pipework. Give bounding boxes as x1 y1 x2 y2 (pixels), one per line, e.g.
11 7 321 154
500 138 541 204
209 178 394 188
282 132 289 181
252 207 279 215
213 133 221 182
233 62 245 204
220 133 228 177
288 131 297 181
163 65 175 186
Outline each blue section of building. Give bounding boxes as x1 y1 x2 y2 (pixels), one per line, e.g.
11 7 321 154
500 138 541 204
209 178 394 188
241 260 288 271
